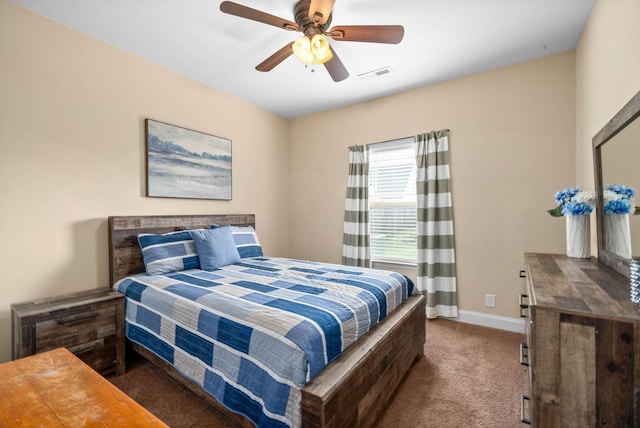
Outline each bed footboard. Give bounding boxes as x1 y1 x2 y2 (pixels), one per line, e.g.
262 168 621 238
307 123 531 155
301 293 426 428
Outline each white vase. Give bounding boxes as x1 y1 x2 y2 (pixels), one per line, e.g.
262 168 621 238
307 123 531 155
566 215 590 258
604 213 632 259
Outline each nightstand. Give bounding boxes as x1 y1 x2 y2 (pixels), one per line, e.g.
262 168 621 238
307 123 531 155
11 288 125 376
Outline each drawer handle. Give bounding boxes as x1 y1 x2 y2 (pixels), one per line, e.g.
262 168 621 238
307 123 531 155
519 343 529 366
57 313 98 325
520 395 531 425
519 294 529 318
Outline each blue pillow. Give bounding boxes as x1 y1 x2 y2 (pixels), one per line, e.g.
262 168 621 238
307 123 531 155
137 231 200 275
211 225 263 258
190 227 241 270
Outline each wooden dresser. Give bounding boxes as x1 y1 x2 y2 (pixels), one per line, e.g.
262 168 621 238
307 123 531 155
11 288 125 376
521 253 640 427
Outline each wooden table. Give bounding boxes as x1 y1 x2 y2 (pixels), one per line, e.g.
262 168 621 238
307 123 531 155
0 348 167 427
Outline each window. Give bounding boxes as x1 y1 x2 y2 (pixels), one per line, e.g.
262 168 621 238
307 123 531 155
368 138 417 264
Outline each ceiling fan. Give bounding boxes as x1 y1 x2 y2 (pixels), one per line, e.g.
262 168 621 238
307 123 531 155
219 0 404 82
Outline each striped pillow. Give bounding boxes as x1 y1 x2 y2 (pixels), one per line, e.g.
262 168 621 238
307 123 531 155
137 230 200 275
211 225 263 258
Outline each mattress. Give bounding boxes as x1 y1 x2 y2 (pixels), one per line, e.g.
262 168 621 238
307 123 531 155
114 257 414 427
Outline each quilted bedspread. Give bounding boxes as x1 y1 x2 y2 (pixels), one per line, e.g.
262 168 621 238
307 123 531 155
113 257 414 427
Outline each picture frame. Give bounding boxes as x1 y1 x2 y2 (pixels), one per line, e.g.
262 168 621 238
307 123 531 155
145 119 232 200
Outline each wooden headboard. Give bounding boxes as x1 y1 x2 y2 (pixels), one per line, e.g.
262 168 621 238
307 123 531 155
108 214 256 284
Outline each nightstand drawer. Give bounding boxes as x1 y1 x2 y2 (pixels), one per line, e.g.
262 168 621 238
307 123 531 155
35 305 117 353
11 288 126 376
72 335 119 373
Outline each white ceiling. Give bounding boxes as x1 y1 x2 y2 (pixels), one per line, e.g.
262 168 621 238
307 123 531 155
10 0 595 119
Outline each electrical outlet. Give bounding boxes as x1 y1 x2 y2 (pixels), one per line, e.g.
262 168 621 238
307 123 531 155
485 294 496 308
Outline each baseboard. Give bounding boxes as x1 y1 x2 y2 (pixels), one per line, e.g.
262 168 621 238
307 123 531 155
448 310 525 334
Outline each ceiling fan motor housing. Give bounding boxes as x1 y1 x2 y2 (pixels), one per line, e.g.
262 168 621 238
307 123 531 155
295 0 331 37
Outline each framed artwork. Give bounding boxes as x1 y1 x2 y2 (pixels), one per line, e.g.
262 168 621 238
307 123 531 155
145 119 232 200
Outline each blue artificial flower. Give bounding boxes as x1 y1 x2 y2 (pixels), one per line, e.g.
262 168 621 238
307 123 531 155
603 184 635 214
605 184 635 201
562 201 593 216
604 199 631 214
548 187 595 217
554 187 581 206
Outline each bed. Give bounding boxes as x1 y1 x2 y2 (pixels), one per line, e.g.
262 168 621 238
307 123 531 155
109 214 425 428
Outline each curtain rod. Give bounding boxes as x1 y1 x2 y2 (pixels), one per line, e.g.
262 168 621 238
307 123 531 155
350 129 450 149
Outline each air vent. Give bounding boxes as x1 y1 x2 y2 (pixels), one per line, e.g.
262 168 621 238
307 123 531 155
358 66 392 80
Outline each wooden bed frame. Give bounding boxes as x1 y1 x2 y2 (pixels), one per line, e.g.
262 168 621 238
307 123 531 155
108 214 426 428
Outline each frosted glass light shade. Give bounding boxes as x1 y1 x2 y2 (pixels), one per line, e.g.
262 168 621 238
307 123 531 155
292 36 314 64
311 34 333 64
292 34 333 65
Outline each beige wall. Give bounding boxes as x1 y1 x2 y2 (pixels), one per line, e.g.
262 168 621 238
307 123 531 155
575 0 640 254
289 52 577 319
0 1 290 363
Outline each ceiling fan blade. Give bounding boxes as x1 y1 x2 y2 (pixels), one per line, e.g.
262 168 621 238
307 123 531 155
329 25 404 44
220 1 299 31
256 42 295 72
323 46 349 82
308 0 335 25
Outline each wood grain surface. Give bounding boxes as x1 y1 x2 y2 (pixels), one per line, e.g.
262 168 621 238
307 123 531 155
0 348 167 427
109 214 255 284
524 253 640 427
525 253 640 322
11 288 126 376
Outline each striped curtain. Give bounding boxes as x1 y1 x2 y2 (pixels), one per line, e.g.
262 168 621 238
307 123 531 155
342 145 370 267
415 131 458 318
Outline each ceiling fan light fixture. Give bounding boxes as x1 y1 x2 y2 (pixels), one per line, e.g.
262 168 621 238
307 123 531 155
311 34 333 64
292 36 314 64
292 34 333 65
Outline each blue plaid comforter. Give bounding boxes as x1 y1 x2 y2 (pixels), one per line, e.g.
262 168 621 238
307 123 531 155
113 257 414 427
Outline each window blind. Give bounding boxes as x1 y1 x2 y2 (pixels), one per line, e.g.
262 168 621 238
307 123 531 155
368 138 417 264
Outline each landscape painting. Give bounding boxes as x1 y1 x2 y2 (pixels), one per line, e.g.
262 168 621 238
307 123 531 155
146 119 232 200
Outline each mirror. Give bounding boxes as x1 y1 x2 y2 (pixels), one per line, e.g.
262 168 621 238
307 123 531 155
593 89 640 277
